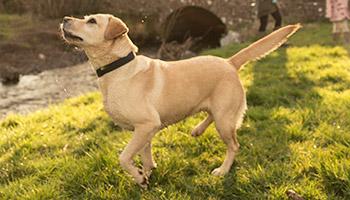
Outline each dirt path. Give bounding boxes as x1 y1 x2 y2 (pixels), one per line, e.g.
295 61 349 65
0 63 98 118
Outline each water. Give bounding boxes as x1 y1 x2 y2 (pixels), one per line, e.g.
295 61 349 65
0 63 98 118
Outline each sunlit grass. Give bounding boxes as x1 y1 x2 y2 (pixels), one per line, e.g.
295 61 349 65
1 23 350 199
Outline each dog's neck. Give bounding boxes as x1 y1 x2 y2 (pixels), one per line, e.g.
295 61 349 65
84 35 138 71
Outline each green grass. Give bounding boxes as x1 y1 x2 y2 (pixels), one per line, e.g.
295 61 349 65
1 23 350 199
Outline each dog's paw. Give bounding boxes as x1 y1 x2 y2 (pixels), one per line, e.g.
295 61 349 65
136 169 149 189
139 177 149 189
143 162 157 177
211 167 228 176
147 161 157 170
191 128 204 137
152 162 157 169
143 167 154 178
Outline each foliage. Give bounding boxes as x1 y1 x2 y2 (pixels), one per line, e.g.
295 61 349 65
0 14 32 40
0 0 101 18
1 23 350 199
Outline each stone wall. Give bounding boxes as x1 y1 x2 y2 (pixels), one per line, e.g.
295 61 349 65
101 0 326 30
97 0 326 43
279 0 326 23
0 0 327 38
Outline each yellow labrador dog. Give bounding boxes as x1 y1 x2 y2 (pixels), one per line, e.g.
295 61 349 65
60 14 300 188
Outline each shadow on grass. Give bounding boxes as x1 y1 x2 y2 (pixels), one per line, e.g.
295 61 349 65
220 47 323 198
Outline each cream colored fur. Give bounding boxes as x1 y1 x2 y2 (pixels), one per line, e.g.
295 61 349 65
60 14 300 188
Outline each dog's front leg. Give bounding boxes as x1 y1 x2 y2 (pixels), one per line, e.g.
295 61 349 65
140 142 157 177
119 122 160 188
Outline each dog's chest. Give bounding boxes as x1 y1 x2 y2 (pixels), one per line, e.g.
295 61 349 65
102 85 135 130
103 90 133 130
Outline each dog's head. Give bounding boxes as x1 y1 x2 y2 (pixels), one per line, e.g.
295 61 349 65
60 14 129 47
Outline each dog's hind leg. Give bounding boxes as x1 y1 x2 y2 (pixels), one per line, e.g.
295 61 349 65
191 114 213 137
211 116 240 176
211 99 246 176
210 79 246 176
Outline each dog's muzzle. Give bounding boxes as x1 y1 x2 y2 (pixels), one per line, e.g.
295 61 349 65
61 18 84 42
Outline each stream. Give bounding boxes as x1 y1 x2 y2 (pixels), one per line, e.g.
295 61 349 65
0 63 98 118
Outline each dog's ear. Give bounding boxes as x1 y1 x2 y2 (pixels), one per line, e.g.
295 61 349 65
104 17 129 40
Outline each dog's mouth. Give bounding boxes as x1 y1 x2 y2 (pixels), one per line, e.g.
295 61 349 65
63 29 84 42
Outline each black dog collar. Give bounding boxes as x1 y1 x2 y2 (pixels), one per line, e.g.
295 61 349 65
96 52 135 77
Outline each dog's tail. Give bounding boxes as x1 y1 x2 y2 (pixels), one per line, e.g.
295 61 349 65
227 24 301 70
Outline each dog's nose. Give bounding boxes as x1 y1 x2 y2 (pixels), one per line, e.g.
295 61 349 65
63 17 71 24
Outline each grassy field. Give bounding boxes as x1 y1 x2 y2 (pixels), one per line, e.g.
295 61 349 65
1 23 350 199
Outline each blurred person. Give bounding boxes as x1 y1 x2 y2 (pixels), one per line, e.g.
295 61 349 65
326 0 350 44
257 0 282 34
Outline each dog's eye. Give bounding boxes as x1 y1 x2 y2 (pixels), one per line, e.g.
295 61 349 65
87 18 97 24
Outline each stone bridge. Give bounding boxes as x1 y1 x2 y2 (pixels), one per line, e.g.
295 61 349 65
1 0 326 48
100 0 326 48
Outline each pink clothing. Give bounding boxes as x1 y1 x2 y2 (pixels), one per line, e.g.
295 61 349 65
326 0 350 22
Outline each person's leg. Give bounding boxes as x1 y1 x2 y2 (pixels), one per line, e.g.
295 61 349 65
259 15 269 33
271 9 282 30
341 20 350 44
271 8 288 47
333 21 341 43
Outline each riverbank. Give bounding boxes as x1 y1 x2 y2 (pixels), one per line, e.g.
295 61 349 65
0 13 159 118
0 63 97 118
1 22 350 198
0 14 87 83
